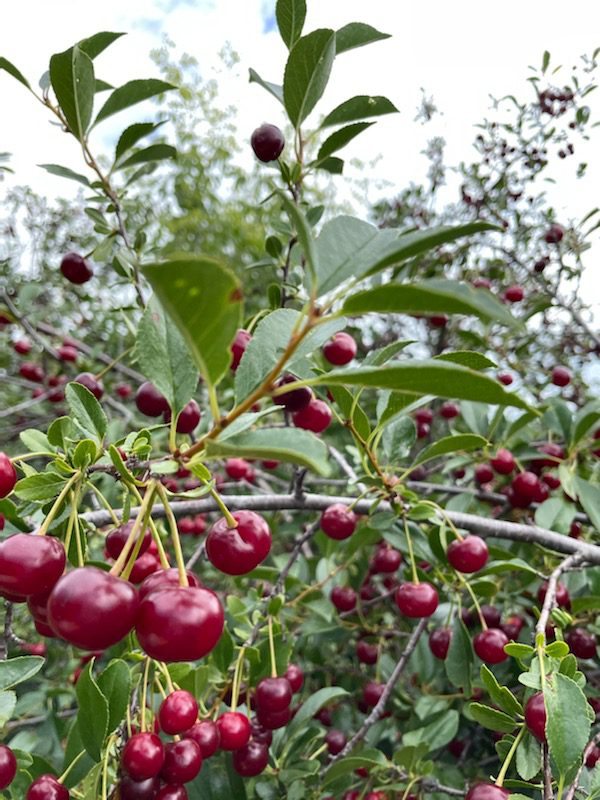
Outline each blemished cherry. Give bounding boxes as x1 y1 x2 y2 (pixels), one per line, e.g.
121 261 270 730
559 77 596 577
395 582 439 618
136 382 168 417
60 252 93 284
160 739 202 784
156 784 188 800
206 510 271 575
323 332 357 365
138 568 201 601
57 344 77 362
372 544 402 573
504 285 524 302
174 400 201 433
251 123 285 162
320 504 357 540
136 586 223 662
524 691 546 742
465 784 509 800
292 397 332 433
184 720 220 758
497 372 513 386
544 223 564 243
232 740 269 777
490 448 515 475
20 362 45 383
273 374 312 412
216 711 251 750
565 627 597 659
330 585 357 612
552 366 571 387
447 535 489 573
225 458 251 480
230 329 251 371
474 464 494 484
13 338 32 354
256 705 292 730
119 777 160 800
74 372 103 400
356 640 378 664
122 733 165 780
284 663 304 693
363 680 385 708
325 728 346 755
159 690 199 735
0 744 17 790
48 567 139 650
429 627 452 659
473 629 509 664
256 677 292 713
106 522 152 561
0 534 65 597
0 453 17 498
26 774 70 800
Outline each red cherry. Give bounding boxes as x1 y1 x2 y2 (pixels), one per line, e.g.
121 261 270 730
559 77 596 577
27 590 52 624
430 314 448 327
273 374 313 412
325 729 346 755
504 285 524 302
473 277 492 289
206 510 271 575
524 691 546 742
320 504 357 540
256 705 291 730
0 534 65 597
160 739 202 784
135 382 168 417
330 586 357 612
48 567 139 649
323 332 357 366
569 521 582 538
533 442 565 469
122 733 165 780
501 615 525 640
415 408 434 425
395 582 439 618
127 553 161 585
138 568 201 601
216 712 251 750
174 400 201 433
510 471 542 507
159 691 199 735
466 784 509 800
20 362 45 382
356 640 378 664
551 366 571 387
60 252 93 284
177 517 196 536
473 629 509 664
363 681 385 708
429 627 452 659
26 774 69 800
587 745 600 768
230 329 251 371
447 536 489 573
262 459 279 469
372 544 402 573
232 740 269 777
497 372 513 386
440 401 460 419
184 721 220 758
57 345 77 362
481 605 501 628
474 464 494 484
542 472 561 490
565 627 597 659
116 383 133 398
73 372 103 400
0 744 17 790
544 223 564 244
251 124 285 162
225 458 251 481
13 338 32 354
292 398 332 433
0 513 4 531
0 453 17 498
36 619 57 638
256 677 292 713
490 449 515 475
284 664 304 693
156 786 188 800
106 522 152 561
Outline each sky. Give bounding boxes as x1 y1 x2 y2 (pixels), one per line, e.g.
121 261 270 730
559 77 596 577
1 0 600 306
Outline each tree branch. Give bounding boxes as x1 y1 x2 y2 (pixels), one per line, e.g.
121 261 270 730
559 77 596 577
535 552 584 639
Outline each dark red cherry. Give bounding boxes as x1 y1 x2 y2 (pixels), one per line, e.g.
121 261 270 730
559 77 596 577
544 223 564 244
447 536 489 573
323 332 357 366
216 712 251 750
440 401 460 419
106 522 152 561
330 586 357 612
127 552 161 584
206 510 271 575
232 740 269 777
174 400 201 433
48 567 139 650
474 464 494 484
73 372 103 400
273 374 312 412
136 382 168 417
60 252 93 284
481 605 501 628
0 453 17 498
490 449 515 475
0 744 17 790
465 784 510 800
504 285 524 303
565 627 597 659
497 372 513 386
292 398 332 433
159 691 198 735
429 627 452 660
230 329 251 371
356 640 378 664
0 534 65 597
116 383 133 398
256 706 291 730
255 677 292 713
122 733 165 780
537 580 571 610
510 471 542 507
372 544 402 573
430 314 448 327
284 664 304 693
57 345 77 362
533 442 565 469
250 718 273 745
320 505 357 540
501 615 525 640
542 472 561 490
13 338 32 355
363 681 385 708
156 786 187 800
415 408 434 425
395 582 439 618
473 629 509 664
224 458 251 481
251 124 285 162
27 590 52 624
524 692 546 742
325 729 346 755
136 586 223 662
552 366 571 387
26 774 69 800
119 776 160 800
20 362 45 383
160 739 202 784
184 721 220 759
138 568 201 601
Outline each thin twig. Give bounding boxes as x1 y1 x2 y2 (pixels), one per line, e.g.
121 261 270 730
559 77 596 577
535 553 584 639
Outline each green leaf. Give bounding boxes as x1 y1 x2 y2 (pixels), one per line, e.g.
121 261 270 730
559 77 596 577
248 68 284 104
516 731 542 780
445 617 472 694
79 32 125 59
19 429 53 453
0 691 16 726
573 477 600 532
343 279 518 327
94 78 175 125
97 660 131 734
403 709 459 750
0 57 31 89
480 665 523 716
285 687 348 742
534 498 577 534
49 45 95 140
317 122 374 161
0 656 44 690
542 50 551 74
114 121 166 162
544 672 591 775
505 643 534 659
317 156 344 174
321 95 398 127
283 29 336 127
14 472 67 502
116 143 176 170
210 627 234 674
411 433 487 469
72 439 99 469
37 164 91 186
546 641 570 658
435 351 497 370
382 416 416 462
141 257 242 389
335 22 391 54
323 749 388 785
75 661 109 762
276 0 306 49
469 703 516 733
188 755 248 800
205 427 330 476
573 403 600 445
135 297 199 415
65 382 107 443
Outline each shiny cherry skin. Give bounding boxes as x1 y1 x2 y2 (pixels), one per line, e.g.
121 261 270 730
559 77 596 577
0 534 65 597
473 628 509 664
135 382 169 417
356 640 378 664
323 332 357 366
284 664 304 693
363 681 385 708
524 691 546 742
128 552 161 584
510 471 542 507
251 124 285 162
106 522 152 560
60 252 93 284
156 786 188 800
206 510 271 575
119 776 160 800
0 744 17 790
429 627 452 660
136 586 223 662
232 740 269 777
216 711 251 750
480 605 501 628
537 580 571 610
395 582 439 618
256 706 291 730
552 366 571 387
325 729 346 755
26 774 70 800
0 453 17 498
292 398 332 433
122 732 165 780
230 329 251 371
447 535 489 573
73 372 103 400
330 586 357 612
47 567 139 650
184 720 220 758
565 627 597 659
474 464 494 484
372 544 402 573
273 374 312 412
466 784 510 800
159 691 199 735
160 739 202 784
173 400 201 434
490 448 515 475
27 590 52 624
138 568 201 601
255 677 292 713
320 505 357 540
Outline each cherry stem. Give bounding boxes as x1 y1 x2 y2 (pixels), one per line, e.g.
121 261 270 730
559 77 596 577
208 384 220 424
199 477 238 529
495 724 526 786
87 482 121 527
156 483 189 587
130 485 170 569
73 493 85 568
37 472 80 536
403 517 419 584
462 577 487 629
157 660 175 693
268 616 278 679
231 647 246 713
94 347 134 380
58 748 87 783
109 483 157 577
141 657 151 733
